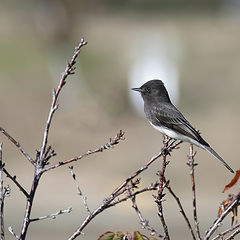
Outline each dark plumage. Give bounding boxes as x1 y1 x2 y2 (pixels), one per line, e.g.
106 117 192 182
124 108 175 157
132 79 234 173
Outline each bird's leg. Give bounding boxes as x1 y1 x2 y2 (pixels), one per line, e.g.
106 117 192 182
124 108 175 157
163 135 171 145
161 135 177 156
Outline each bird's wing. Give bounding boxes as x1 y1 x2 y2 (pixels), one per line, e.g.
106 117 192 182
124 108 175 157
152 103 208 145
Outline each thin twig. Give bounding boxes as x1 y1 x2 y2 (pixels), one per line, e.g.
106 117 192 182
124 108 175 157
130 192 163 238
19 39 88 240
2 168 29 198
0 143 4 240
68 140 182 240
8 226 19 240
211 223 240 240
165 179 196 240
204 192 240 240
188 144 201 240
39 39 87 161
30 206 72 222
69 166 91 215
224 226 240 240
155 136 170 240
41 130 125 173
107 182 159 208
0 128 34 164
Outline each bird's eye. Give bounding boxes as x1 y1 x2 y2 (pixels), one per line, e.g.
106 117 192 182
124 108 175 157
145 87 150 93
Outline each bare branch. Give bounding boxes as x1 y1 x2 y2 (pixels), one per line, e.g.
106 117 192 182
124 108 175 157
2 168 29 198
41 130 125 173
107 182 159 208
0 143 4 240
8 226 19 240
69 166 91 215
0 128 34 164
204 192 240 240
188 144 201 240
68 140 182 240
39 38 87 160
211 223 240 240
224 226 240 240
0 147 10 240
30 206 72 222
165 179 196 240
155 136 171 240
129 192 163 238
17 39 88 240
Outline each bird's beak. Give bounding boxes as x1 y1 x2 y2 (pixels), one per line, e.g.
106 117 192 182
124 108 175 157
131 87 143 92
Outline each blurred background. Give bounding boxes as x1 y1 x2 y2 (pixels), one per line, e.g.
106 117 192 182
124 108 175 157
0 0 240 239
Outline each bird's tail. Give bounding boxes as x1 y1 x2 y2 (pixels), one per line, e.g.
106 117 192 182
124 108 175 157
203 145 234 174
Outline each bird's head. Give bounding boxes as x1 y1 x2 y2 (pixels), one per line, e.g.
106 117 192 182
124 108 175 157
131 79 171 103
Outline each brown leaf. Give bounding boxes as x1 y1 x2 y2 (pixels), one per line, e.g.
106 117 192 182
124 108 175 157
223 169 240 193
218 195 234 216
218 194 239 225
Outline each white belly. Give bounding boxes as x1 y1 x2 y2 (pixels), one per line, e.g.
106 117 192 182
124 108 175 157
149 121 204 149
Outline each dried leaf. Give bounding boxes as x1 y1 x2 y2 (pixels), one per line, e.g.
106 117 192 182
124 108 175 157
98 232 115 240
218 194 239 225
223 169 240 193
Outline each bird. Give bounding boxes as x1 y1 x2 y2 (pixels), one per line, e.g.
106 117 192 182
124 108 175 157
131 79 234 173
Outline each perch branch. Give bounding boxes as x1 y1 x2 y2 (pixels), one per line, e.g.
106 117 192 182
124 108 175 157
155 136 171 240
188 144 201 240
68 139 182 240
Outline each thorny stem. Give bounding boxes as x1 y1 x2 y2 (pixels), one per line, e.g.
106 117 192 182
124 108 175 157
188 144 201 240
156 136 170 240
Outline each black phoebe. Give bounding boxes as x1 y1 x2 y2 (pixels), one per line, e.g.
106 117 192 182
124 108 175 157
132 79 234 173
